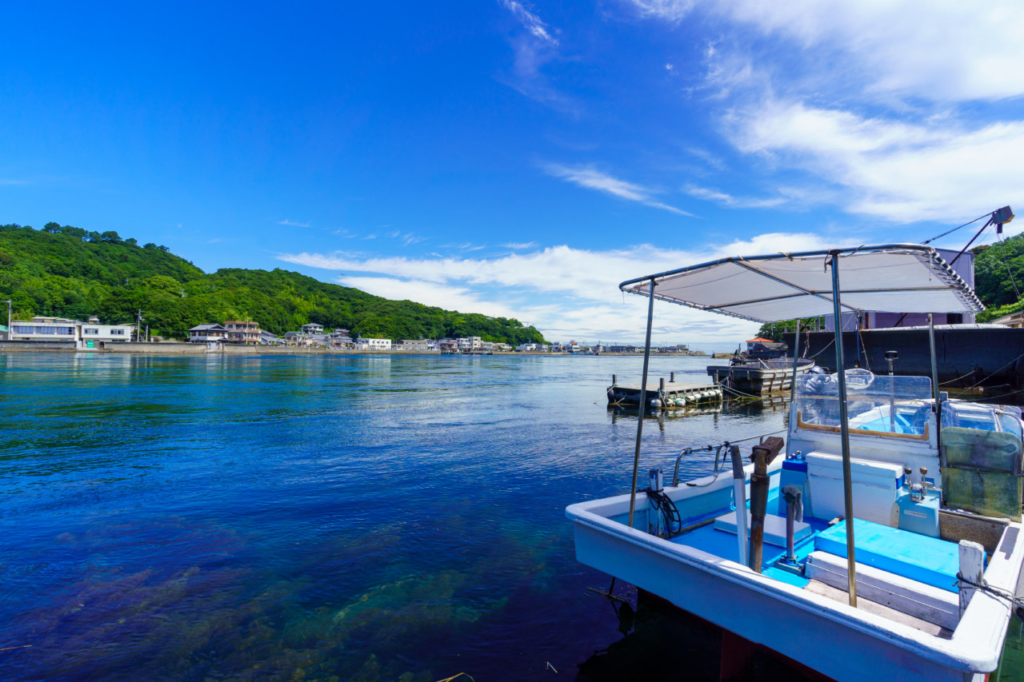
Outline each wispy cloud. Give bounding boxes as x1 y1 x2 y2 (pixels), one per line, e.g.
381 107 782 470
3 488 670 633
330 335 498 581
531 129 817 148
278 219 311 227
544 164 693 216
442 242 486 251
497 0 574 111
503 241 538 249
726 100 1024 222
499 0 558 45
685 185 787 209
389 230 426 246
627 1 1024 223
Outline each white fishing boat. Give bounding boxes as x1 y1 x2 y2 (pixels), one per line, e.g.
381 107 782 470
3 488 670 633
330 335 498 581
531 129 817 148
566 245 1024 682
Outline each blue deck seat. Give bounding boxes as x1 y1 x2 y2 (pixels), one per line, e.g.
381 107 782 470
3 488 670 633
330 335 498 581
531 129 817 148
814 518 960 593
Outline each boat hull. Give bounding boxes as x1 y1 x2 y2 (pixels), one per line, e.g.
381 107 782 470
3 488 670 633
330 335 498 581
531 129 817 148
785 327 1024 394
568 492 1022 682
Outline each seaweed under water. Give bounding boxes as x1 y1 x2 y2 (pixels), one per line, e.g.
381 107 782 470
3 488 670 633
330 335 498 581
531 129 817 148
0 354 803 680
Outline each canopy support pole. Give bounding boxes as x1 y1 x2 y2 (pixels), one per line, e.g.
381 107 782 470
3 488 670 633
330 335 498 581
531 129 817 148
929 314 944 471
828 252 858 607
628 279 656 528
789 319 801 406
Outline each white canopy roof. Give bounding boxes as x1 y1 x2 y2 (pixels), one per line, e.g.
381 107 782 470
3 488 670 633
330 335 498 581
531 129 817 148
620 245 984 324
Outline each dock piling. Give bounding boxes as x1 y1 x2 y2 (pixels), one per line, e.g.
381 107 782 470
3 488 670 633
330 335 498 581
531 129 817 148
670 371 675 382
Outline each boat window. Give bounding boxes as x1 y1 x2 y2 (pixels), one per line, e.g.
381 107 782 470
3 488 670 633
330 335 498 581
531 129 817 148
794 373 932 436
996 412 1023 440
942 405 998 432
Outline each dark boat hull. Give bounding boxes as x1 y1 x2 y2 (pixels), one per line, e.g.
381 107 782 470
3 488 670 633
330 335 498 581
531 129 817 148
784 326 1024 396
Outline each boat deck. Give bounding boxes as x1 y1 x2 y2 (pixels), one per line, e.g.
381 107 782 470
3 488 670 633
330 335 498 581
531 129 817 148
667 502 965 635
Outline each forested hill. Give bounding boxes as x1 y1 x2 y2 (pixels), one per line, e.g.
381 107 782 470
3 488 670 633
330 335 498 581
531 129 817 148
972 234 1024 321
0 222 547 344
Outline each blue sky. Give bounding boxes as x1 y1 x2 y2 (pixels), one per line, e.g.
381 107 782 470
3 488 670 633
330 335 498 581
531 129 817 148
4 1 1024 346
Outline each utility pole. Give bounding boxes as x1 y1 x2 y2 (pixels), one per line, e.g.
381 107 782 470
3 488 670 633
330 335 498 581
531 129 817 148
4 299 10 341
136 309 144 342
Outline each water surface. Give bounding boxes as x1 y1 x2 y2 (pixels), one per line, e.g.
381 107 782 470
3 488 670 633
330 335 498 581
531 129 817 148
0 354 790 680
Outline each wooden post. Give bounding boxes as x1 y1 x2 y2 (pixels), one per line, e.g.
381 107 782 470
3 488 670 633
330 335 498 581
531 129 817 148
959 540 985 618
612 374 617 386
660 377 665 391
671 371 675 382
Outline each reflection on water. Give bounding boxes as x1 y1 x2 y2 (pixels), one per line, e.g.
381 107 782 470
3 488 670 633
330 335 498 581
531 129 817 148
0 354 790 680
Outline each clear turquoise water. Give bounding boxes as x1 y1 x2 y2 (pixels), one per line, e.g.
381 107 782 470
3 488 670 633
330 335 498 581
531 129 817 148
0 353 791 681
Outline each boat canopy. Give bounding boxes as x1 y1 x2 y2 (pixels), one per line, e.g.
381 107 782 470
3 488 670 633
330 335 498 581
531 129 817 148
620 245 984 323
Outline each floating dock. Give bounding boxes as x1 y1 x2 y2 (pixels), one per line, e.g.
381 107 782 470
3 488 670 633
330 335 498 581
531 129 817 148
607 373 722 409
707 359 815 396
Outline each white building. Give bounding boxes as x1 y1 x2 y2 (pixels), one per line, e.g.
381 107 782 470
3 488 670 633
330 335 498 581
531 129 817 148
356 337 392 350
517 343 538 352
456 336 482 351
9 316 135 346
301 323 324 334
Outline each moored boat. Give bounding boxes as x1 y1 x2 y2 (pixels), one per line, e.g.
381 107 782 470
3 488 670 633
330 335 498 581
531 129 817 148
567 245 1024 681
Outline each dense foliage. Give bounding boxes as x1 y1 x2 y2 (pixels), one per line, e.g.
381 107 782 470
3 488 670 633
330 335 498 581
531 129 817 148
0 223 547 344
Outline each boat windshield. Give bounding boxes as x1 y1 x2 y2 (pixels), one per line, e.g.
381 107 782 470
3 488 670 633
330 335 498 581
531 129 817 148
794 373 933 436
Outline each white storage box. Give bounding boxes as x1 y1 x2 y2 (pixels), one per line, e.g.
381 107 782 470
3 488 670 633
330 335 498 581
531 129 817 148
806 452 904 526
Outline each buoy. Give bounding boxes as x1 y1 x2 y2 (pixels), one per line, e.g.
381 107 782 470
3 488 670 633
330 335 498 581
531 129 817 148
651 399 662 408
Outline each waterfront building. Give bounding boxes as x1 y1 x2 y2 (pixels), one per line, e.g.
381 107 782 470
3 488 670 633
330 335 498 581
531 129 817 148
224 320 261 345
517 343 538 352
301 323 324 334
260 330 281 344
456 336 482 351
10 316 135 345
188 324 227 343
356 337 391 350
399 339 433 351
329 329 353 346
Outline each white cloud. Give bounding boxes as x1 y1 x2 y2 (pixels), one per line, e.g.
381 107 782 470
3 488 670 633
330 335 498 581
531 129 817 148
727 101 1024 222
278 230 862 343
278 219 311 227
630 0 1024 102
625 1 1024 223
544 164 693 216
503 241 538 249
282 233 848 301
685 185 786 209
499 0 558 45
338 276 528 320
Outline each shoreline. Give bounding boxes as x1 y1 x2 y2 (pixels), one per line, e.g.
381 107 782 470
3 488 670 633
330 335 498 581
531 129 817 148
0 341 709 358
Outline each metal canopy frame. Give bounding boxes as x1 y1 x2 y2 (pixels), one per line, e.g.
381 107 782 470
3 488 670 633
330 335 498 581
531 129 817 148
622 244 981 609
619 244 984 324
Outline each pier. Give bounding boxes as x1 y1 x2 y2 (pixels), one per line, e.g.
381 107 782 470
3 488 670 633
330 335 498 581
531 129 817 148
607 373 723 409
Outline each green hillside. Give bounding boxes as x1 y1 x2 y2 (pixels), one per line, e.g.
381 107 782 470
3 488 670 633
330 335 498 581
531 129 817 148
972 235 1024 321
0 222 547 344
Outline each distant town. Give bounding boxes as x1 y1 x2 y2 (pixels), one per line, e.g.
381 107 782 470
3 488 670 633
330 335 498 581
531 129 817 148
0 315 702 355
